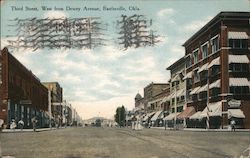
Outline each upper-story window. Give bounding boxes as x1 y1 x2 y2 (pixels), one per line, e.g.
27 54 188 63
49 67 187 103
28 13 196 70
228 32 248 49
229 63 249 72
186 56 192 68
193 69 200 83
211 35 219 53
229 39 248 49
193 49 199 64
201 42 208 59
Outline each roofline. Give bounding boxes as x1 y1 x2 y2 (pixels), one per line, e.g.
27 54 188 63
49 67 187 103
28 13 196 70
42 81 61 85
182 11 250 47
166 56 185 70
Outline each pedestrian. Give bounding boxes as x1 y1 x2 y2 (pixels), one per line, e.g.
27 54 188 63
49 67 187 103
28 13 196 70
231 119 236 132
18 119 24 131
31 116 37 132
0 119 4 132
10 119 17 130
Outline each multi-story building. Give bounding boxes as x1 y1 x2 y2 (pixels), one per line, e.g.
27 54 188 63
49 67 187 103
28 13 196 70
142 83 169 127
0 48 49 128
42 82 63 125
166 57 186 113
144 82 169 112
183 12 250 129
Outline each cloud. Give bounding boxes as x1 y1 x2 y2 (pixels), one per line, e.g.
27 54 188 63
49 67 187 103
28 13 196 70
182 16 213 33
157 8 175 18
43 11 67 19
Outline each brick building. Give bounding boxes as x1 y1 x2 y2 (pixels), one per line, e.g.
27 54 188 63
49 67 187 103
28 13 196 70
183 12 250 129
0 48 49 128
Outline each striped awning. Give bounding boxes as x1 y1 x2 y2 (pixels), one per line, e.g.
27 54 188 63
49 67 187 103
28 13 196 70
229 78 250 87
189 111 202 120
208 57 220 68
228 109 245 119
177 106 196 119
229 55 249 64
150 111 163 121
176 89 185 97
200 101 222 118
196 84 208 93
183 71 192 80
228 32 249 39
198 63 209 73
209 79 221 89
143 111 156 121
163 112 181 121
190 86 200 95
160 96 169 104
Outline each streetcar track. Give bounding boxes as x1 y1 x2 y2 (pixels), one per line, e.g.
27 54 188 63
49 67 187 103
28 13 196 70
115 128 231 158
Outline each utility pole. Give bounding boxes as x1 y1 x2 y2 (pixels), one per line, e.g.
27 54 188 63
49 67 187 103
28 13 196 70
48 90 52 129
174 82 177 130
206 76 210 129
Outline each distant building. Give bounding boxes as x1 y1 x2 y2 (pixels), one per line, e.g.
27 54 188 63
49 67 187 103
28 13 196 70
166 57 186 113
144 82 169 112
183 12 250 129
0 48 49 128
42 82 63 125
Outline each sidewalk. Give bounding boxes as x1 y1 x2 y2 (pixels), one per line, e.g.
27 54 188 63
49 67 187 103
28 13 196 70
1 127 59 133
151 126 250 132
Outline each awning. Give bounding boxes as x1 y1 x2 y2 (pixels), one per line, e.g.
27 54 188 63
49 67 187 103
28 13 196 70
198 63 209 73
163 112 180 121
143 111 156 121
160 96 170 104
200 101 222 118
190 86 200 95
177 106 196 119
183 71 192 80
196 84 208 93
176 89 185 97
171 74 181 82
209 79 221 89
229 78 250 87
228 32 249 39
167 92 175 100
150 111 163 121
228 109 245 119
189 111 202 120
229 55 249 64
208 57 220 68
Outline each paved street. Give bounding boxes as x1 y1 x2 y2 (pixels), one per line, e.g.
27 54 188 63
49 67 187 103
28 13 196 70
1 127 250 158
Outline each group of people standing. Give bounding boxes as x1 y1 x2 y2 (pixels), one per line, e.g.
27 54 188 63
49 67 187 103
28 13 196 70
9 116 38 132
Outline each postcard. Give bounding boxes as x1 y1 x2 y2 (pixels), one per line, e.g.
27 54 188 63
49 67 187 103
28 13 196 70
0 0 250 158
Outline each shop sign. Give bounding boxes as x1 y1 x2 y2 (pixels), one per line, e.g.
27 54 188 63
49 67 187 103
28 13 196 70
20 100 32 105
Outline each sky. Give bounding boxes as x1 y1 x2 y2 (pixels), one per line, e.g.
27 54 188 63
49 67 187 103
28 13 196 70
1 0 249 119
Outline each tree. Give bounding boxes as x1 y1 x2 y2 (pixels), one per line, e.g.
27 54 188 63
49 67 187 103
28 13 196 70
114 105 126 127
